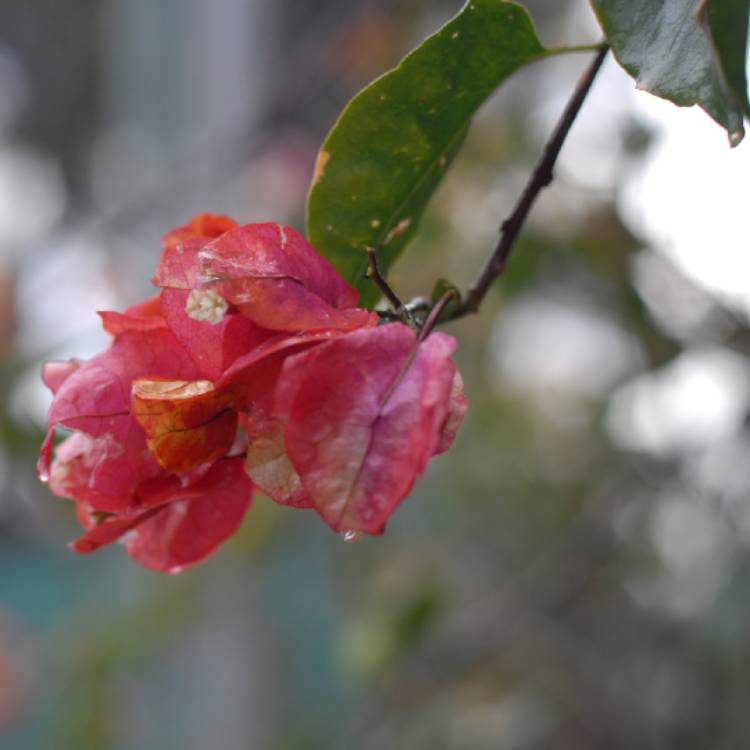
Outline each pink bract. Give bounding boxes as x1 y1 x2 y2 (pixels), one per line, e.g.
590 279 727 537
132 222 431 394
39 213 466 571
272 324 459 534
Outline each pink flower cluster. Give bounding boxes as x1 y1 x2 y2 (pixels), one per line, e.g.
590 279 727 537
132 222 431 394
39 215 466 572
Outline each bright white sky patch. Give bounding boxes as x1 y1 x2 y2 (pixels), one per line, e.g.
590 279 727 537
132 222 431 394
607 347 750 455
491 295 640 398
621 95 750 315
0 147 65 253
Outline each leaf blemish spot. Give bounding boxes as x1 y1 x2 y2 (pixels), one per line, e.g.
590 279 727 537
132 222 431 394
371 218 381 228
384 217 412 245
312 150 330 187
452 32 459 39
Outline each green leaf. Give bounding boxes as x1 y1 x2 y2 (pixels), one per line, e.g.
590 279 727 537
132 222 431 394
307 0 548 307
702 0 750 124
591 0 746 145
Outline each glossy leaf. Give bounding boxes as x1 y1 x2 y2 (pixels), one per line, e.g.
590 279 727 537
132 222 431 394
591 0 746 144
307 0 548 305
275 324 460 534
702 0 750 120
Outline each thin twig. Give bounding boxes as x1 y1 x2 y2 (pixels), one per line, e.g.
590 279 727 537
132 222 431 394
366 247 405 313
419 290 455 341
449 44 609 320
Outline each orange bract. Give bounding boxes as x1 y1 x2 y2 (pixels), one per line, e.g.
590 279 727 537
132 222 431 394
132 378 239 475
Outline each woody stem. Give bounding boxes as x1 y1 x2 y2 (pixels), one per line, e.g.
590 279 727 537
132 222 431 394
448 43 609 319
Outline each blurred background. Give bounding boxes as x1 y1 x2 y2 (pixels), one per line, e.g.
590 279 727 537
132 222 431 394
1 0 750 748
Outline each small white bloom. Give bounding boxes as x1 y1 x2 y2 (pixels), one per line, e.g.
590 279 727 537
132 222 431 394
185 288 228 324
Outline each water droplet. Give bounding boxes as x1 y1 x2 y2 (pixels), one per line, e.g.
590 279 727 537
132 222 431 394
342 530 361 543
167 565 184 575
38 431 54 481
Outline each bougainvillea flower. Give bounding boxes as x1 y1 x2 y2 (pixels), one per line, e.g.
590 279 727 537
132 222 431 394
152 214 238 295
40 326 200 511
159 288 271 381
39 212 466 571
72 458 253 572
48 424 161 513
268 323 462 534
434 371 468 455
243 413 310 508
39 300 254 569
155 221 376 333
161 213 239 254
199 223 357 305
132 378 239 474
41 359 82 396
98 295 165 335
218 329 345 404
223 330 351 508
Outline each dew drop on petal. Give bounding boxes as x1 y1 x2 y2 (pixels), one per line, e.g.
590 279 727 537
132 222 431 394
37 430 54 482
341 530 361 543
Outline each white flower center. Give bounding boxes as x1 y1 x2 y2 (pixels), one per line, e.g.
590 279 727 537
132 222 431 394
185 289 228 324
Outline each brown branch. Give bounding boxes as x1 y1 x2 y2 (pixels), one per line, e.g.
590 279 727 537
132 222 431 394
366 246 405 313
419 290 455 341
449 44 609 319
